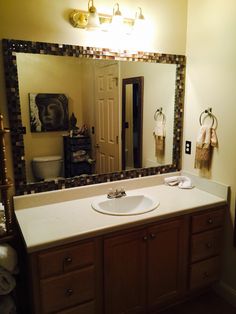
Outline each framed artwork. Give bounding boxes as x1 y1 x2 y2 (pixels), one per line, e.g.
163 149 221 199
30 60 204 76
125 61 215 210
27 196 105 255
29 93 69 132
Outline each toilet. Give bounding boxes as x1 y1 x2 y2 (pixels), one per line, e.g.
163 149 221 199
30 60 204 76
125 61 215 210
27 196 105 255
32 155 63 181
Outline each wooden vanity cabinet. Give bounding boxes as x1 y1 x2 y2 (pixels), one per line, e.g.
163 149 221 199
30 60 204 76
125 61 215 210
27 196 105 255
104 216 189 314
27 206 225 314
28 238 103 314
189 207 225 290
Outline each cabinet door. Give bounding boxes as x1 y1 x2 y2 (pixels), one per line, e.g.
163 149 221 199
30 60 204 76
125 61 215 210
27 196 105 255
147 218 187 311
104 229 147 314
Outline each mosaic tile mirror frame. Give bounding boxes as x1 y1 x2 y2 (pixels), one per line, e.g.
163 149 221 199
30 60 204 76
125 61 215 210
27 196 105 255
2 39 186 195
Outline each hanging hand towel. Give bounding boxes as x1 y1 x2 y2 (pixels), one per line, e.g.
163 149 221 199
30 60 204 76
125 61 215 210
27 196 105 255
153 120 165 160
194 126 218 169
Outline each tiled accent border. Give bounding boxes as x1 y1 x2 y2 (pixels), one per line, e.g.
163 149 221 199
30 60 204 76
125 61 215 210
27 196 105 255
2 39 186 195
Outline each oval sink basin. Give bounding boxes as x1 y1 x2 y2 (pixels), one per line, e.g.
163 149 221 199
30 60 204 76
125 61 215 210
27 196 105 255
91 194 159 216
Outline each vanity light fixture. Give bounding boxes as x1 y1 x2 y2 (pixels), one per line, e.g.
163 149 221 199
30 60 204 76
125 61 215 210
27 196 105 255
111 3 123 31
69 2 145 35
86 0 100 30
133 7 145 33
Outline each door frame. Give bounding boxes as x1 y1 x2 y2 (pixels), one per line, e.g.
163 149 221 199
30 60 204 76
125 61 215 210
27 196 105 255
122 76 144 170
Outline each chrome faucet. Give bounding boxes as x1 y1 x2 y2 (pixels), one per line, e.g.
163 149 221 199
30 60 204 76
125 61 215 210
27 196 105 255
107 188 126 199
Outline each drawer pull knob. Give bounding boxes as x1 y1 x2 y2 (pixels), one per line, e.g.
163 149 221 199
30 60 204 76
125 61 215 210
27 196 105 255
207 218 213 224
64 257 72 264
150 233 156 239
143 236 148 241
206 242 213 249
65 288 73 296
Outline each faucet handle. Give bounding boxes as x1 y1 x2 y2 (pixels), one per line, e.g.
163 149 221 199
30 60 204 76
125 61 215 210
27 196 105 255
107 188 114 199
120 187 126 196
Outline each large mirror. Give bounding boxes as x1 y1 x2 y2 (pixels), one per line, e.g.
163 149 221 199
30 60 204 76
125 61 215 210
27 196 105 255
2 39 185 195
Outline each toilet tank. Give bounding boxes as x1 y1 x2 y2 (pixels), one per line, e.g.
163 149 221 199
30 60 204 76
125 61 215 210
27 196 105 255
32 155 63 180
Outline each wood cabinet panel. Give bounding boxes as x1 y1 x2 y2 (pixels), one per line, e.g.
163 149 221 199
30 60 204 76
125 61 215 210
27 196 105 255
147 218 187 310
190 256 220 290
40 266 95 313
38 241 94 279
192 208 225 234
191 228 222 262
104 217 189 314
57 301 95 314
104 229 147 314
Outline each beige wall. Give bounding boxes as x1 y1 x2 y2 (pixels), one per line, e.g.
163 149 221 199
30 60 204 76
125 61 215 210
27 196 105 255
0 0 187 53
0 0 187 180
183 0 236 291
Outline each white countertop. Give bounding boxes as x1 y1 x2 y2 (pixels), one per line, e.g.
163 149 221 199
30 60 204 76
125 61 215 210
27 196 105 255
15 179 227 253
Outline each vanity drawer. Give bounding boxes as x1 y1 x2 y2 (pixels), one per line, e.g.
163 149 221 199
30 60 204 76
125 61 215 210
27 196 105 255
38 241 94 279
190 256 220 290
191 208 225 234
191 228 222 262
40 266 95 313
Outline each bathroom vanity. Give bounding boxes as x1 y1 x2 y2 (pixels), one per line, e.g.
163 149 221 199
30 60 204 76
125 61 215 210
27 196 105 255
14 174 228 314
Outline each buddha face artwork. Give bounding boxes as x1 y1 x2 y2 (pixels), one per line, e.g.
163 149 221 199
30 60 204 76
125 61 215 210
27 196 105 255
29 93 69 132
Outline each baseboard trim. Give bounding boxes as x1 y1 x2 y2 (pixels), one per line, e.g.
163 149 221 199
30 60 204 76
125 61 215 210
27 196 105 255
214 281 236 307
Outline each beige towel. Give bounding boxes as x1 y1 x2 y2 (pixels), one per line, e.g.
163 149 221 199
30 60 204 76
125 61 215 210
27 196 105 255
154 120 165 160
194 126 218 169
154 120 165 137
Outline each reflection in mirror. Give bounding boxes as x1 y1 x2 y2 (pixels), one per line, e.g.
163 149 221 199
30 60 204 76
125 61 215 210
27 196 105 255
2 39 185 195
122 77 144 170
16 54 177 183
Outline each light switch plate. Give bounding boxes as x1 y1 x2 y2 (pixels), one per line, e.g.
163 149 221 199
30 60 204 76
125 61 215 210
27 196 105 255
185 141 191 154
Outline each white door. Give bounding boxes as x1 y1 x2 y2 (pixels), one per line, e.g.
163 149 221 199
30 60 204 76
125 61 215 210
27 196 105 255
95 63 119 174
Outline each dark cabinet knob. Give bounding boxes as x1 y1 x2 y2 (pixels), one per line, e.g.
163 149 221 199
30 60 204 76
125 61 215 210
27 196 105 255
203 272 209 278
150 233 156 239
143 236 148 241
206 242 213 249
207 218 213 224
65 288 73 296
64 257 72 264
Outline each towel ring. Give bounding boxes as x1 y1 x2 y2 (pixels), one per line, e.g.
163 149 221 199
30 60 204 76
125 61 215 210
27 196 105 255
154 107 166 123
199 108 218 129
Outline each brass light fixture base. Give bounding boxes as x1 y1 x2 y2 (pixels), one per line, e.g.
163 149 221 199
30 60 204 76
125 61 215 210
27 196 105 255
69 10 133 29
69 10 88 28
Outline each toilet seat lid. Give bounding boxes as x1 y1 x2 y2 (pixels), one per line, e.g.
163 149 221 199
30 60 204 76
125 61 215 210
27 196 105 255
32 155 62 162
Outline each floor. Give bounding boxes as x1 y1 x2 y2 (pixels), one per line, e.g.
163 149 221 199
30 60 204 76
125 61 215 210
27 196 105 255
162 291 236 314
